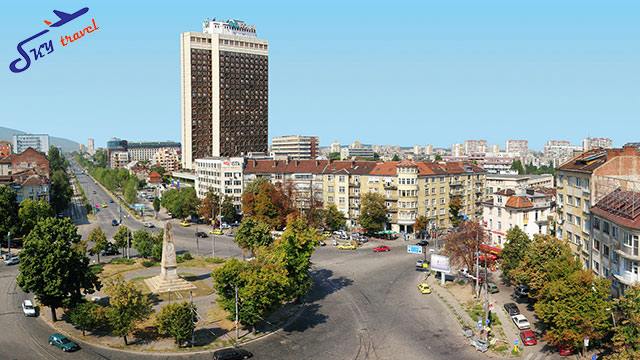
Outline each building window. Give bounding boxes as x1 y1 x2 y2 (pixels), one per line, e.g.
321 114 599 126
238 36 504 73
603 244 610 258
593 239 600 252
603 221 610 235
593 218 600 230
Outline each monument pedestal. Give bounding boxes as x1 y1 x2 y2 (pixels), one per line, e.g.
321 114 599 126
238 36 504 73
144 222 196 293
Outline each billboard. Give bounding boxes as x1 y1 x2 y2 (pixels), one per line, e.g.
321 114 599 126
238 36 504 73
430 254 451 273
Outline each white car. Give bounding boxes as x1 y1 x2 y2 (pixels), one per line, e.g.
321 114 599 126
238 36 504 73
511 314 531 330
22 299 36 317
143 222 154 228
4 256 19 265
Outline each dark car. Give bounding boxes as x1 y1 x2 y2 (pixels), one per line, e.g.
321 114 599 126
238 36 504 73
48 333 79 352
196 231 208 238
109 199 114 203
514 284 530 298
503 302 520 316
416 239 429 247
111 219 119 226
213 347 252 360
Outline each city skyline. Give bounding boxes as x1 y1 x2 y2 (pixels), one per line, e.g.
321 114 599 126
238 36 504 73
2 1 638 149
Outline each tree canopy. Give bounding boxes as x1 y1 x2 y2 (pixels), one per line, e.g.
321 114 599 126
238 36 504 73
104 275 152 345
18 199 54 237
241 178 295 229
48 146 68 172
448 196 463 228
198 189 220 223
161 187 198 219
323 204 346 231
50 169 73 214
17 217 101 321
87 227 108 263
611 285 640 359
443 221 485 276
358 192 387 233
156 302 197 346
221 196 239 224
234 218 273 251
500 226 531 284
113 226 131 255
0 185 19 238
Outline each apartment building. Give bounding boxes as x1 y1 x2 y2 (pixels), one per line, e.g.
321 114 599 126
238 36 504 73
194 157 244 209
13 134 49 155
244 159 328 212
0 147 50 176
270 135 319 160
583 137 613 151
483 188 555 246
322 161 378 225
556 146 640 268
152 148 181 172
340 146 375 160
463 140 487 155
590 189 640 297
127 141 181 162
505 140 528 156
485 173 554 196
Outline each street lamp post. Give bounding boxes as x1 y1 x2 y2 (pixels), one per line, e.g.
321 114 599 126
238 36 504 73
235 285 239 346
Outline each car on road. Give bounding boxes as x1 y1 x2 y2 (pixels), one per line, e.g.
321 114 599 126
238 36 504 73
487 282 499 294
511 314 531 330
514 284 530 298
22 299 36 317
416 239 429 247
210 229 224 235
317 240 326 246
373 245 391 252
180 220 191 227
101 203 108 208
520 330 537 346
415 259 429 270
111 219 119 226
213 347 252 360
557 345 575 356
92 191 96 194
143 222 155 228
417 282 432 294
196 231 208 238
4 256 19 265
503 302 520 316
221 223 231 229
337 243 357 250
48 333 79 352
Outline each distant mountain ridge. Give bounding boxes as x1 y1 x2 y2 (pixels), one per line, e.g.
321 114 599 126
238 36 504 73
0 126 80 153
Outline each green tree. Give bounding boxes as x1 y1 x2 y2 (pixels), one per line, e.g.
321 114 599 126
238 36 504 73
235 218 273 251
391 154 401 161
151 230 163 261
152 197 160 214
610 285 640 359
50 169 72 214
273 216 318 300
132 229 154 258
500 227 531 284
156 302 197 346
104 275 152 345
241 178 295 229
18 199 54 236
328 152 341 161
0 185 20 238
535 270 611 349
414 215 429 238
67 301 105 336
17 217 101 321
448 196 463 227
513 235 582 300
511 159 525 175
198 189 220 223
323 204 346 231
87 227 108 263
123 177 138 204
48 146 68 172
358 192 387 233
221 196 239 224
113 226 131 256
93 149 108 168
161 187 198 219
434 154 443 161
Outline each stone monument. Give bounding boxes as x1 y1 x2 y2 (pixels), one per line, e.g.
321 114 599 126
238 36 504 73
145 222 196 293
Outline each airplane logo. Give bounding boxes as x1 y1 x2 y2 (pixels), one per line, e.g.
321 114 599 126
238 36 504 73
44 8 89 27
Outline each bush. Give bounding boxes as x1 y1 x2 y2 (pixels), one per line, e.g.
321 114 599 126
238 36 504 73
110 258 135 265
205 257 225 264
67 302 106 336
142 260 158 268
89 264 104 275
182 252 193 261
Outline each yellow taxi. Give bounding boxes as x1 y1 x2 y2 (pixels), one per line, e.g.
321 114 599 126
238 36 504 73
180 220 191 227
209 228 223 235
337 243 357 250
101 203 108 208
417 282 432 294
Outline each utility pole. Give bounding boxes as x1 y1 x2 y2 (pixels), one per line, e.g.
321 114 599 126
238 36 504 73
190 290 195 347
127 230 131 259
7 232 11 257
195 225 200 256
235 285 239 346
475 232 480 298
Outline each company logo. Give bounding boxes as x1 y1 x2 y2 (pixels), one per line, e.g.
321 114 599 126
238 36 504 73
9 7 99 74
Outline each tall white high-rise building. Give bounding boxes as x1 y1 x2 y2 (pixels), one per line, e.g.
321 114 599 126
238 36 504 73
506 140 528 155
583 137 613 151
12 134 49 155
181 19 269 169
87 138 95 156
463 140 487 155
271 135 319 159
330 141 341 154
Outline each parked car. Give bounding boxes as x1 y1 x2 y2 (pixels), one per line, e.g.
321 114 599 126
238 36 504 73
101 203 108 208
415 259 429 270
48 333 79 352
487 282 499 294
373 245 391 252
22 299 36 317
416 239 429 247
520 330 537 346
143 222 154 228
196 231 208 238
503 302 520 316
213 347 252 360
557 345 575 356
210 229 224 235
417 282 432 294
514 284 530 298
511 314 531 330
4 256 19 265
180 220 191 227
317 240 326 247
337 243 357 250
221 223 231 229
111 219 119 226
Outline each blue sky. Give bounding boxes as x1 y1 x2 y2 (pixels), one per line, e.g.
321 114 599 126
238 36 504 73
1 0 638 150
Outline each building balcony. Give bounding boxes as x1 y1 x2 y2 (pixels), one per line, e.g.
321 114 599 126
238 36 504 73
384 183 397 190
614 272 639 286
450 180 463 187
615 249 640 261
349 182 360 188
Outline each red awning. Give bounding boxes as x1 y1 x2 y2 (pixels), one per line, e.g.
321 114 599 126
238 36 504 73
479 243 502 256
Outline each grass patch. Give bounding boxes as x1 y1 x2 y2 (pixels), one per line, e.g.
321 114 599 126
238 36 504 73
89 264 104 275
204 257 225 264
142 260 158 268
110 257 136 265
465 301 501 327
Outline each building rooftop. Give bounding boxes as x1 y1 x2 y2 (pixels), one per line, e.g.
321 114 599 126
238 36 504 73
505 196 534 209
592 188 640 230
558 146 640 173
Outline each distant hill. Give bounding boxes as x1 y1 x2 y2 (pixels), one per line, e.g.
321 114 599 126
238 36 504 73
0 126 80 153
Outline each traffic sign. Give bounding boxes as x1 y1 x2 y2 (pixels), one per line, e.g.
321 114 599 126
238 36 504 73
407 245 423 254
514 339 519 345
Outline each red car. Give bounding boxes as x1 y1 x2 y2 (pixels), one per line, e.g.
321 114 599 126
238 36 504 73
558 345 575 356
520 330 537 346
373 245 391 252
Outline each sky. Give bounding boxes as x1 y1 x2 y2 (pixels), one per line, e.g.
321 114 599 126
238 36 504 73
1 0 638 150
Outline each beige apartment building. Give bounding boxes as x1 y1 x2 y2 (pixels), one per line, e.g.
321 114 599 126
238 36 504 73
556 146 640 268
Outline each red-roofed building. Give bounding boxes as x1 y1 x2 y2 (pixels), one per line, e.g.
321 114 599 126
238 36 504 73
556 145 640 268
590 188 640 296
0 168 50 203
0 141 11 157
482 188 555 247
0 147 49 177
148 171 163 184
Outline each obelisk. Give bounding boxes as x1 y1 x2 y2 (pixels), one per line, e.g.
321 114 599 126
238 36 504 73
145 222 195 293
